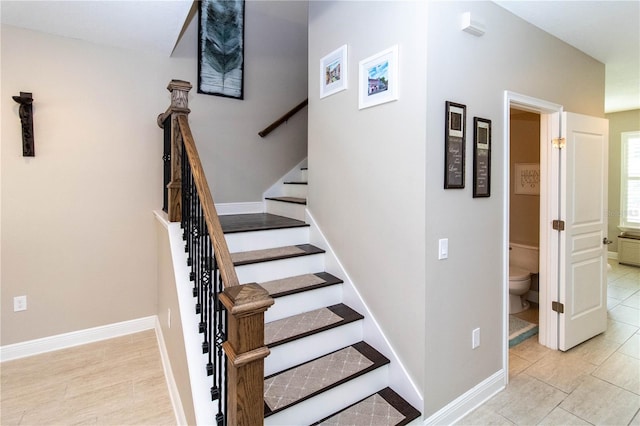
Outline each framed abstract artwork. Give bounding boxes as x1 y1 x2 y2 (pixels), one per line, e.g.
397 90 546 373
198 0 245 99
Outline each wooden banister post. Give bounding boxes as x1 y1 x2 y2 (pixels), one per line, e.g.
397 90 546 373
158 79 192 222
219 283 274 425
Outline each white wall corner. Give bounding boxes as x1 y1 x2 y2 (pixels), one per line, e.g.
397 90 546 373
0 316 157 363
423 370 505 425
305 209 424 413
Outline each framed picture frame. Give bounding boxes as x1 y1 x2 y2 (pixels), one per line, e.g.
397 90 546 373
320 45 348 99
198 0 245 99
473 117 491 197
358 45 399 109
444 101 466 189
514 163 540 195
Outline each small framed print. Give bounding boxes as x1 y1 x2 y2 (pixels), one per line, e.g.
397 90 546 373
514 163 540 195
320 45 348 99
444 101 466 189
358 45 399 109
473 117 491 198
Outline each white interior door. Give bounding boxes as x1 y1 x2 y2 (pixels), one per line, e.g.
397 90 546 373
558 112 609 351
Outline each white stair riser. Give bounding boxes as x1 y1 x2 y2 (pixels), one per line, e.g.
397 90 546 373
266 200 306 221
265 321 363 376
283 183 308 199
300 169 308 181
234 254 325 284
225 227 309 253
264 365 389 426
266 284 343 322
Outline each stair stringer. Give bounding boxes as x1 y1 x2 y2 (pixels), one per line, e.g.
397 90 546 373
305 209 425 416
263 157 308 199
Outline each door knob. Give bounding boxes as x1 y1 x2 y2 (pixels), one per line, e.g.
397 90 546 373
603 237 613 245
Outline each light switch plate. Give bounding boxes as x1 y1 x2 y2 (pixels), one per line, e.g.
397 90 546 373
438 238 449 260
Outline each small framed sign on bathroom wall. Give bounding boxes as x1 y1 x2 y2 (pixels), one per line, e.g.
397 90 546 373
444 101 466 189
514 163 540 195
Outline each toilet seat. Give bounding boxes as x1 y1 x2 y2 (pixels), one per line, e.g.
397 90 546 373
510 266 530 281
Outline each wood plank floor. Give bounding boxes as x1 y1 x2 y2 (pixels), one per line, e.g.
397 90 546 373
0 330 175 425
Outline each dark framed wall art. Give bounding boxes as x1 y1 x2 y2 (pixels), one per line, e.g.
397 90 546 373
473 117 491 197
198 0 245 99
444 101 466 189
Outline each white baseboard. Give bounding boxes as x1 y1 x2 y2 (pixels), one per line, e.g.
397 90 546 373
0 316 156 362
154 317 187 426
215 202 264 215
423 370 505 425
608 251 618 260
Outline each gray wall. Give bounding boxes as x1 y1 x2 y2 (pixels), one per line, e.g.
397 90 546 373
308 0 428 393
1 0 308 346
425 1 604 416
606 109 640 253
309 0 604 418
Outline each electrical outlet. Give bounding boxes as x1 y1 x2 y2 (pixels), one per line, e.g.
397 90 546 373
472 328 480 349
14 295 27 312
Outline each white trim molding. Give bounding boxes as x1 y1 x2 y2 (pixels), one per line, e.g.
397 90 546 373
423 370 505 425
0 316 156 362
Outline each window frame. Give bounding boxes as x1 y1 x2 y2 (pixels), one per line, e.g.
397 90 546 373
620 130 640 231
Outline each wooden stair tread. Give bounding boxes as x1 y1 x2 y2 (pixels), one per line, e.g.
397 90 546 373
219 213 308 234
311 387 421 426
259 272 343 298
265 303 363 347
231 244 324 266
283 181 308 185
264 342 390 417
265 196 307 205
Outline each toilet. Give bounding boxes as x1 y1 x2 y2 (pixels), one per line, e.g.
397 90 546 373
509 265 531 314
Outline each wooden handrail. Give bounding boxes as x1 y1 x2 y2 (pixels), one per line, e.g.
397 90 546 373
258 98 308 137
160 79 273 425
177 114 240 288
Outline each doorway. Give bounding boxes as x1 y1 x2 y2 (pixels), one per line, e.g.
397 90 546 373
503 92 563 382
503 91 610 378
509 108 541 334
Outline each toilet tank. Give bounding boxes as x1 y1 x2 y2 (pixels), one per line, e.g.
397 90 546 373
510 243 539 273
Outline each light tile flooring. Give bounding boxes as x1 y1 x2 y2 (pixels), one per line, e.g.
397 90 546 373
458 261 640 425
0 330 175 426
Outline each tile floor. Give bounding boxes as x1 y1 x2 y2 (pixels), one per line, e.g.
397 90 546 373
458 260 640 425
0 330 175 426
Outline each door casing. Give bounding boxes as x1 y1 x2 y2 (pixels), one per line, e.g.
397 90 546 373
503 91 563 384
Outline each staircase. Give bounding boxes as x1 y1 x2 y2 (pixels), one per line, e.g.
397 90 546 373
219 166 421 425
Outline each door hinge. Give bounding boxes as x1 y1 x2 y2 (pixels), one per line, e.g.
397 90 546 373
552 301 565 313
552 220 565 231
552 137 566 149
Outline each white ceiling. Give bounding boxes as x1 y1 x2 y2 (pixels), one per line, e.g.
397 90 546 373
1 1 638 112
0 0 194 56
494 0 640 113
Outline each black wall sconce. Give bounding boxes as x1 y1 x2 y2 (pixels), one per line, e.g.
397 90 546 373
12 92 35 157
